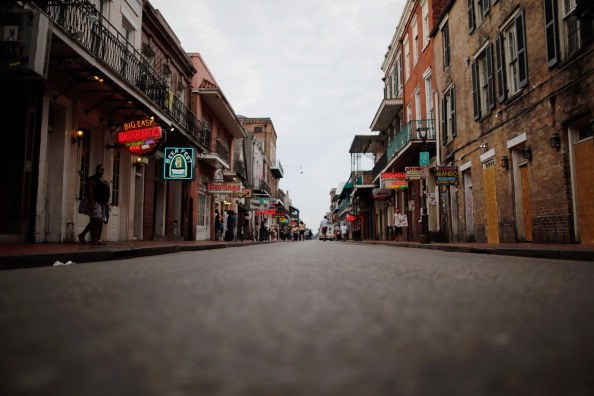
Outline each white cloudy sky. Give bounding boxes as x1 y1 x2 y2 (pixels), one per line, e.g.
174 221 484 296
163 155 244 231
149 0 405 229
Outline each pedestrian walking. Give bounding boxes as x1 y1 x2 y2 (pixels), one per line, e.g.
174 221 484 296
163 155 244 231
340 224 348 241
320 215 329 241
394 207 407 242
78 164 110 245
299 221 306 241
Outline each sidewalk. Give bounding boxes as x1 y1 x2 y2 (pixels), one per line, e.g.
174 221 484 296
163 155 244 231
0 239 263 270
0 239 592 270
354 240 594 262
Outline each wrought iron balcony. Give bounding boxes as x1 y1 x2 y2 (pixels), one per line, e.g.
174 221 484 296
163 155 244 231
213 139 230 165
372 151 388 180
386 119 435 161
252 178 271 196
45 0 210 146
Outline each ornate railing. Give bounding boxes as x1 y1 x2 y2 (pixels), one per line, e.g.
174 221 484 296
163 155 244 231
386 119 435 161
372 151 387 179
45 0 210 146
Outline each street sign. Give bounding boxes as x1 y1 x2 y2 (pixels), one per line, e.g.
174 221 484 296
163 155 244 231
419 151 430 166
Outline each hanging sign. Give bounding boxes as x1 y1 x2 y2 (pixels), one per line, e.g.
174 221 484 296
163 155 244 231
118 118 163 155
435 166 459 185
381 172 407 189
207 181 241 193
405 166 429 180
419 151 430 166
163 147 195 180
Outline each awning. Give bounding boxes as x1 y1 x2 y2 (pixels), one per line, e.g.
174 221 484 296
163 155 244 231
370 98 404 131
349 135 384 154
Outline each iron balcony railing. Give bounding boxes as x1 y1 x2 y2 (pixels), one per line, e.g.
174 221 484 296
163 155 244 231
386 119 435 161
372 151 388 179
253 178 271 195
45 0 210 146
212 140 230 165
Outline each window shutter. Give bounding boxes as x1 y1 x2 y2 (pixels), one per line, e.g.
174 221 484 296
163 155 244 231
486 44 495 110
543 0 559 67
451 87 457 137
441 96 447 143
468 0 476 32
495 34 507 102
471 61 480 120
516 9 528 88
483 0 490 16
444 25 451 69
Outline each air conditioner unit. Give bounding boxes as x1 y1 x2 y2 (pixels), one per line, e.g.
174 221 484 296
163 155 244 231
0 9 52 79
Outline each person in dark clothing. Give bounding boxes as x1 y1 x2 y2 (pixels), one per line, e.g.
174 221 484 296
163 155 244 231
78 164 110 245
214 210 223 241
226 210 236 241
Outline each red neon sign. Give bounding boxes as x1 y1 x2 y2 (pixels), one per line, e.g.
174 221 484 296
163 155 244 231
117 119 163 155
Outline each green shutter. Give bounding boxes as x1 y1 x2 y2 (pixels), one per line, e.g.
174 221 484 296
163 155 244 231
495 34 507 102
516 9 528 88
543 0 559 67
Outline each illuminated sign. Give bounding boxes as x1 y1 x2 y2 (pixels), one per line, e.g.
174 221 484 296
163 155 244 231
117 118 163 155
381 172 408 189
163 147 195 180
436 166 459 185
207 182 241 193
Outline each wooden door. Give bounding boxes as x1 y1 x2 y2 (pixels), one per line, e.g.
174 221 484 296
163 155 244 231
483 160 499 243
520 165 532 241
574 139 594 244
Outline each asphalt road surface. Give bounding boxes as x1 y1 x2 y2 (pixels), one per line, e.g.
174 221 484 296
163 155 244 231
1 241 593 395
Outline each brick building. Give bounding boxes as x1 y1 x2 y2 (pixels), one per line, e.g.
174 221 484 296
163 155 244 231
433 0 594 243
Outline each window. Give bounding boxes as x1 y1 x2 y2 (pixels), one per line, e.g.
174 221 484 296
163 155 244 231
404 35 411 80
468 0 490 33
395 53 403 95
424 70 434 122
414 88 422 121
412 19 419 65
422 1 430 49
442 22 451 69
197 192 207 227
471 44 495 120
496 10 528 100
544 0 593 66
441 86 457 143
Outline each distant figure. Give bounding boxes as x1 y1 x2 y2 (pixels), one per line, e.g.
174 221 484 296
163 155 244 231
299 221 306 241
340 224 348 241
226 210 236 241
214 210 223 241
78 164 110 245
320 215 329 241
394 207 407 242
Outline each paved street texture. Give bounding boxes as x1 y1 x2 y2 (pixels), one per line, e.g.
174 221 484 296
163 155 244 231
1 241 593 395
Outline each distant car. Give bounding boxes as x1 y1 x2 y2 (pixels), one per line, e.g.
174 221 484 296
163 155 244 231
318 224 334 240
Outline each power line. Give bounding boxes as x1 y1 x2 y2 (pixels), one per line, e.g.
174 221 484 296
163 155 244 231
283 160 349 167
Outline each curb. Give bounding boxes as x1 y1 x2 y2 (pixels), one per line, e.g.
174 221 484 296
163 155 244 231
351 241 594 262
0 241 263 271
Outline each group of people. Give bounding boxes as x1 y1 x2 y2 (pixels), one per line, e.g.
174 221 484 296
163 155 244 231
215 209 238 242
289 221 308 241
318 208 408 243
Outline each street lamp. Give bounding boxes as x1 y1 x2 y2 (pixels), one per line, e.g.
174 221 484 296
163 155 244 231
417 127 431 244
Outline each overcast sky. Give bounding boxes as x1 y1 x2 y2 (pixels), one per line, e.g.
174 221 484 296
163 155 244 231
149 0 405 230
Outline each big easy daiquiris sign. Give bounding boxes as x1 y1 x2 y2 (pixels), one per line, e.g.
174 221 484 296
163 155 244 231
117 118 163 155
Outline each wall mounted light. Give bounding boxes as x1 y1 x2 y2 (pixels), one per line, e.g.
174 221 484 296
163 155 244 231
72 128 85 143
550 133 561 149
134 156 144 171
501 156 509 170
523 147 532 161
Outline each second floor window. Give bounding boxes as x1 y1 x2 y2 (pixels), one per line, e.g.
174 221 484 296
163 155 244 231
441 86 457 144
442 22 451 70
471 43 495 120
496 9 528 101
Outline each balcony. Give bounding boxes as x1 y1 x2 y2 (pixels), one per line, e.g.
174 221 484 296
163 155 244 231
372 151 388 180
270 160 284 179
44 0 210 149
252 178 271 197
198 139 230 169
386 119 435 162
